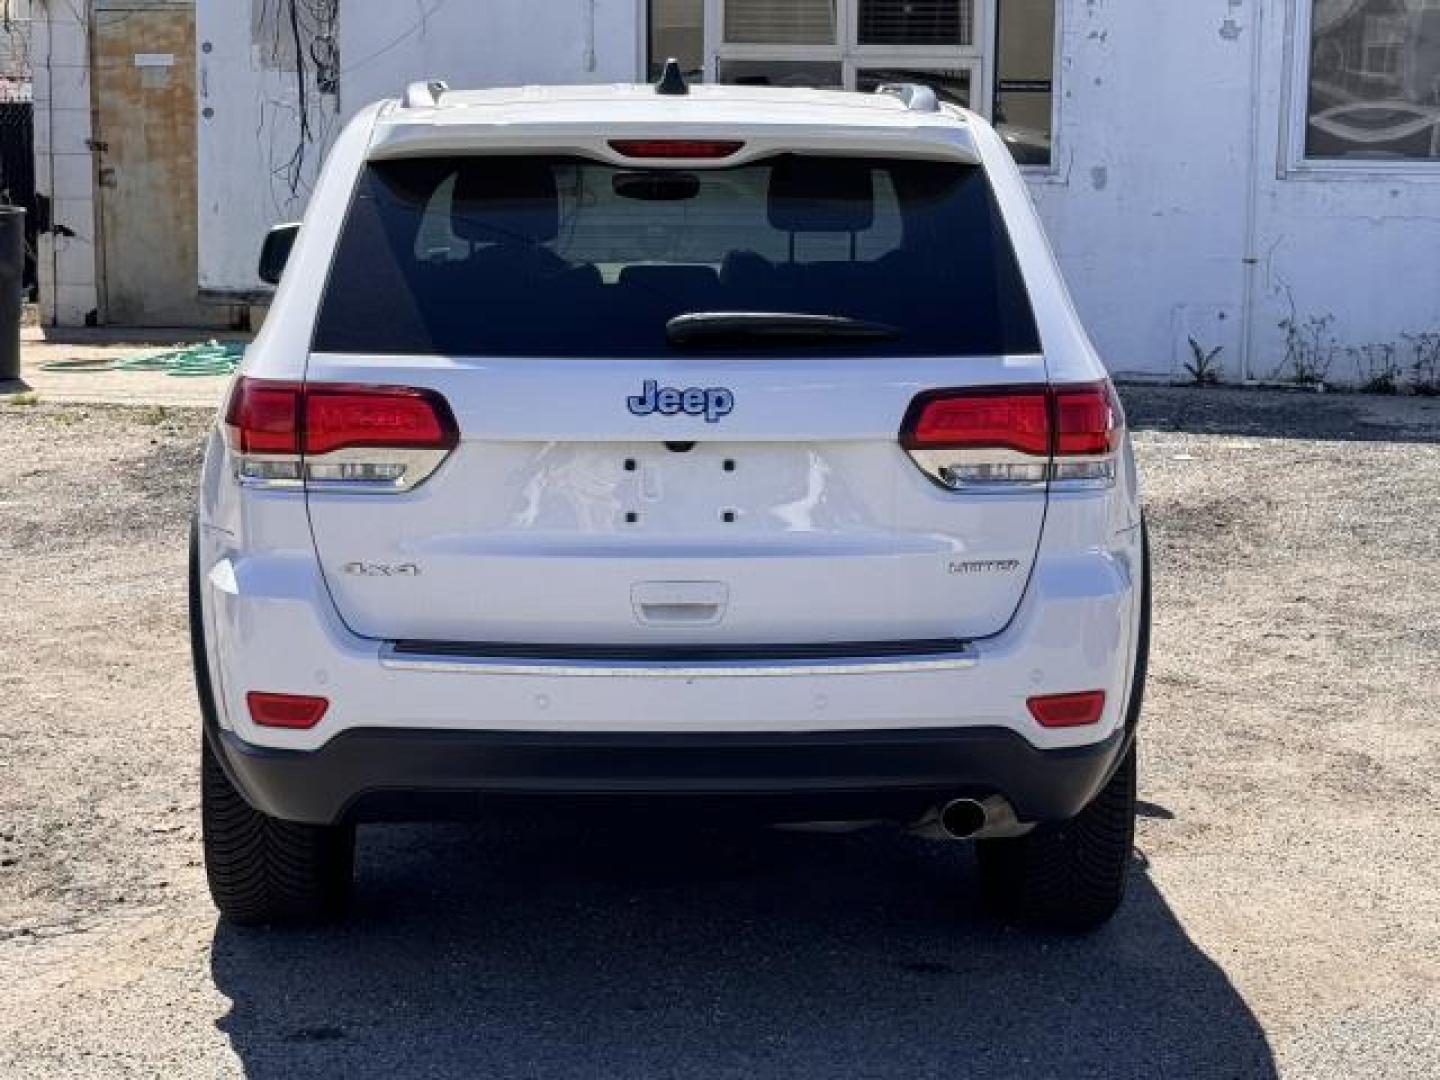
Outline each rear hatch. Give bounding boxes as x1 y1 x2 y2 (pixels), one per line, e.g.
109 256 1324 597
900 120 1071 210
302 151 1046 647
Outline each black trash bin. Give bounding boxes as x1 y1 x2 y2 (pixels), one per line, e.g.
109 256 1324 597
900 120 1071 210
0 205 25 382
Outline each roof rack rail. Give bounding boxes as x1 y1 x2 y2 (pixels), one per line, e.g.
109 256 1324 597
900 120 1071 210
874 82 941 114
402 79 449 109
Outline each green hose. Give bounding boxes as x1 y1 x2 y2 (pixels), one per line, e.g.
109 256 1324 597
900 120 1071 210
39 341 245 378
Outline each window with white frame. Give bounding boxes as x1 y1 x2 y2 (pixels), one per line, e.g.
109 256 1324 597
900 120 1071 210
647 0 1058 164
1302 0 1440 161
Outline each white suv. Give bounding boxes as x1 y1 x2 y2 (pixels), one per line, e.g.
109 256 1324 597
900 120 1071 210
193 69 1149 931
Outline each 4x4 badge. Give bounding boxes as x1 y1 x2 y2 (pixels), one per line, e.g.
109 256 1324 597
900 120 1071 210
627 380 734 423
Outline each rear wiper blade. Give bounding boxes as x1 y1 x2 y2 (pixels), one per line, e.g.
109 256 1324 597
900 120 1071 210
665 311 900 349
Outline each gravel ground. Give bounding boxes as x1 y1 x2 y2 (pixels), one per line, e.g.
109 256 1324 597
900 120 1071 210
0 388 1437 1078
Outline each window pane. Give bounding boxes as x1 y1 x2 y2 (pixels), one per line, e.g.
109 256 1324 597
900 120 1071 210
859 0 974 47
725 0 837 45
855 68 972 108
314 156 1040 358
717 59 844 88
994 0 1055 166
649 0 705 81
1307 0 1440 160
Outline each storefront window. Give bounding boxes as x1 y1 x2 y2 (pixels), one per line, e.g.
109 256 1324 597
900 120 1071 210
1306 0 1440 160
649 1 1057 167
993 0 1055 166
717 59 845 87
859 0 975 47
649 0 705 80
725 0 838 44
855 67 972 107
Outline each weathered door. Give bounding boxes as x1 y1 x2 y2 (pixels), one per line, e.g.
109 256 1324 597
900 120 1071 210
92 5 223 326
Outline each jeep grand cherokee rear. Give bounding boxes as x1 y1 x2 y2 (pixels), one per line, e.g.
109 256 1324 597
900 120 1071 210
193 77 1148 930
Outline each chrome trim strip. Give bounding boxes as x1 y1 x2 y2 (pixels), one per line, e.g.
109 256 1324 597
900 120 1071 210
378 644 979 679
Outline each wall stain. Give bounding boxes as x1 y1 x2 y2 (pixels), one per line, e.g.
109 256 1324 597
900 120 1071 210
1090 165 1109 192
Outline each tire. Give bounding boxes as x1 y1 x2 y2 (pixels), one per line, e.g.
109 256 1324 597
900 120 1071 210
201 736 355 926
976 741 1137 931
974 519 1149 932
191 517 354 926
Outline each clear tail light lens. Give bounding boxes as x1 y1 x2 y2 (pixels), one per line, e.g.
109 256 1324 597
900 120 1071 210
900 382 1121 491
224 378 458 492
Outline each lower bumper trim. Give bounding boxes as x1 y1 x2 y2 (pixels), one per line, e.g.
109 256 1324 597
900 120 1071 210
208 724 1129 828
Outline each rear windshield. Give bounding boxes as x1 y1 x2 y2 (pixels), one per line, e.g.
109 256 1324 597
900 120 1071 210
312 154 1040 357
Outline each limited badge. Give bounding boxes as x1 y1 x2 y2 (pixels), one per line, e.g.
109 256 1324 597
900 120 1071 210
948 559 1022 575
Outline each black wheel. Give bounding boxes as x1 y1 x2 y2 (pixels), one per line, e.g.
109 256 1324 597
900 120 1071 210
191 516 353 926
975 519 1149 931
201 735 355 926
976 741 1137 931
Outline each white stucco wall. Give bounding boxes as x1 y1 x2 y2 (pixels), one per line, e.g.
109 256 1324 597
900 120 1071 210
196 0 338 294
1035 0 1440 385
31 2 99 326
336 0 642 111
175 2 1440 382
1250 0 1440 386
197 0 640 296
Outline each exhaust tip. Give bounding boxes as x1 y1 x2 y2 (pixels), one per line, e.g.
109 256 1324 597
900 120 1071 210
938 798 988 839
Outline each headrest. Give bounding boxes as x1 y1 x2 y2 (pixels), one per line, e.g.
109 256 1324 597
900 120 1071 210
768 156 874 233
452 160 559 244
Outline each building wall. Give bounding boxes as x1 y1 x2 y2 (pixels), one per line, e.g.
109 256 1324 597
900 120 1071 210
1251 0 1440 387
31 0 99 326
1038 0 1440 385
196 0 641 297
41 0 1440 383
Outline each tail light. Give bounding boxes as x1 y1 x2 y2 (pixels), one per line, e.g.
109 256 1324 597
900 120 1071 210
608 139 744 159
224 378 458 491
900 382 1122 490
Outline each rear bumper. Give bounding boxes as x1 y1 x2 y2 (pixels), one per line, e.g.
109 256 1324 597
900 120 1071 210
207 721 1131 827
198 539 1142 753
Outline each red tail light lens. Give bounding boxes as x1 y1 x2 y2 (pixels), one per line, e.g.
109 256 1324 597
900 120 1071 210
608 139 744 159
901 388 1050 455
1027 690 1107 728
247 691 329 729
1053 383 1121 456
305 385 458 455
899 382 1122 489
225 377 458 491
224 379 301 454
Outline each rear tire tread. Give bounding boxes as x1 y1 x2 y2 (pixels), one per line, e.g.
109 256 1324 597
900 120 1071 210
977 746 1136 931
201 736 354 926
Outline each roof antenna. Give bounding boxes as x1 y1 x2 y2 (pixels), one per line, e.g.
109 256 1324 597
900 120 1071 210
655 57 689 96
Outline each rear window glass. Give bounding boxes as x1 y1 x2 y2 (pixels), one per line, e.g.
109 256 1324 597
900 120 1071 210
312 154 1040 357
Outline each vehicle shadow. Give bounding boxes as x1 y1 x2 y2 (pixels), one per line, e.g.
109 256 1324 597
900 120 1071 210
1119 384 1440 444
211 821 1277 1079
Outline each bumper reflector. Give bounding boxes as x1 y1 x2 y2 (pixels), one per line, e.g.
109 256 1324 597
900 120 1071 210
1027 690 1106 728
247 692 329 730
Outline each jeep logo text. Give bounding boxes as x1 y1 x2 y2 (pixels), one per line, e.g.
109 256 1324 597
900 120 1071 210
627 380 735 423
